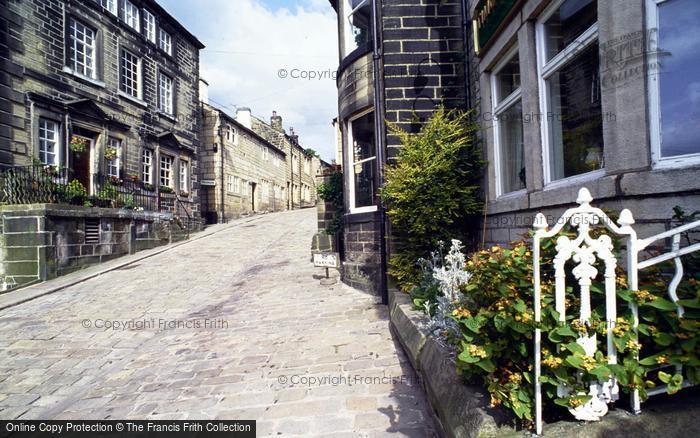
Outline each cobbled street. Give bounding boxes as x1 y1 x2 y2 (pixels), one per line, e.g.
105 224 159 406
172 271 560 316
0 209 435 437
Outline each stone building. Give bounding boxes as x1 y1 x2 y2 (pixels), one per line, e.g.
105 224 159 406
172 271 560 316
0 0 203 287
328 0 471 298
0 0 203 207
250 111 319 210
199 100 287 222
471 0 700 246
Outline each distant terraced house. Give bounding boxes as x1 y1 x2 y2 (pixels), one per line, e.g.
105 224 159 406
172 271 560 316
0 0 204 289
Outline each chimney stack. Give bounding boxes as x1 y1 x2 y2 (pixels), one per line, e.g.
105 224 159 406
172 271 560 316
198 78 209 104
289 127 299 145
236 107 252 129
271 110 283 132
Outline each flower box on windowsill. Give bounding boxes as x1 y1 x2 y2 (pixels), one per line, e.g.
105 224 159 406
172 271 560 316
143 183 155 192
160 186 174 194
179 191 190 198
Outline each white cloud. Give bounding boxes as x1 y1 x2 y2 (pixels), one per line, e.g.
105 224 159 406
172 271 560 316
193 0 339 161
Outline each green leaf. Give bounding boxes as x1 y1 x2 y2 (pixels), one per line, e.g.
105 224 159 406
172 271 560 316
457 351 480 364
565 355 584 370
514 300 527 313
554 397 570 407
563 342 586 356
653 333 674 346
658 371 671 384
590 365 611 381
475 359 496 373
511 321 530 334
646 297 679 311
677 299 700 309
555 326 578 338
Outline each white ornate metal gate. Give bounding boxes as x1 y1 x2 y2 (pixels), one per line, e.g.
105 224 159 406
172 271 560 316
532 188 700 434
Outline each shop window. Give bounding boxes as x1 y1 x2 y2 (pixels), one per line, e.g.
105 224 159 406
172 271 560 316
538 0 603 183
491 47 525 196
648 0 700 165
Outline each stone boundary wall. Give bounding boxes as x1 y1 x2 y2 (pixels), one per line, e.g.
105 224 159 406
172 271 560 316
0 204 185 290
388 287 700 437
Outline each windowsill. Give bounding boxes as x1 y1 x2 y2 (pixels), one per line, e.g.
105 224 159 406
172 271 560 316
543 169 605 191
349 206 378 214
158 111 177 123
118 90 148 108
652 154 700 170
496 188 527 200
62 67 105 88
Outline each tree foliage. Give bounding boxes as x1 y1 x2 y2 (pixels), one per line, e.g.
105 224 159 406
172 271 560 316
381 107 484 289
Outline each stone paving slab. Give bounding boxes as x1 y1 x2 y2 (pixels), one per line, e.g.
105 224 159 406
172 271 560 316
0 209 436 437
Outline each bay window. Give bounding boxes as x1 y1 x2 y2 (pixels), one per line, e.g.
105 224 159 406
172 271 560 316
68 18 97 79
491 47 525 196
343 0 372 57
160 155 173 188
647 0 700 165
537 0 603 183
347 109 376 212
38 118 60 166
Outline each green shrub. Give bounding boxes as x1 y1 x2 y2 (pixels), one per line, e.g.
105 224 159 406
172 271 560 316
381 107 483 290
317 170 344 234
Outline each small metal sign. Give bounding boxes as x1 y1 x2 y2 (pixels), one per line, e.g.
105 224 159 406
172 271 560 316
313 252 340 268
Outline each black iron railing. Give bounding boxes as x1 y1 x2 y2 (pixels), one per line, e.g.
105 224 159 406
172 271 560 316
93 174 157 211
0 164 75 205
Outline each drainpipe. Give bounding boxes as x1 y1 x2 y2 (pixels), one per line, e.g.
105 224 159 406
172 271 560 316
216 113 226 223
372 0 389 305
461 0 472 110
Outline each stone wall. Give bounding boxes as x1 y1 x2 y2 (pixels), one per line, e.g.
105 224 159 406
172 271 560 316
0 204 178 290
343 213 382 295
381 0 468 160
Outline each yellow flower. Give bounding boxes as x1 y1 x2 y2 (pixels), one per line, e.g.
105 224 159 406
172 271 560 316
625 340 642 351
569 398 583 408
508 373 522 384
582 356 597 372
655 355 669 365
468 344 488 359
634 290 657 303
543 355 563 369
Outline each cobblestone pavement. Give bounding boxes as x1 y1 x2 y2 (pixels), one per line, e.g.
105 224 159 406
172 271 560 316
0 209 436 437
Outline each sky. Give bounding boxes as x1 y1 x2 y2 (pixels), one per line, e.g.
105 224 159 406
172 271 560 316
159 0 339 162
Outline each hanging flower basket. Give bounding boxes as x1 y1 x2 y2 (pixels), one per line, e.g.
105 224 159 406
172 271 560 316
69 136 88 153
104 146 118 161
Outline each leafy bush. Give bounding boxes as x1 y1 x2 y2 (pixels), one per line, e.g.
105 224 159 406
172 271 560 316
417 232 699 426
317 170 344 235
381 107 483 290
60 179 88 205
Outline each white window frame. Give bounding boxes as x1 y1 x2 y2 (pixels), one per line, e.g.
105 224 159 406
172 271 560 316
491 45 526 198
646 0 700 169
106 137 121 178
179 160 188 193
159 28 172 55
119 48 141 99
68 18 97 80
142 148 153 184
343 0 370 58
160 155 173 188
122 0 140 31
536 0 603 188
346 107 377 214
227 175 235 193
38 118 60 166
100 0 117 15
158 72 173 115
143 9 156 43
